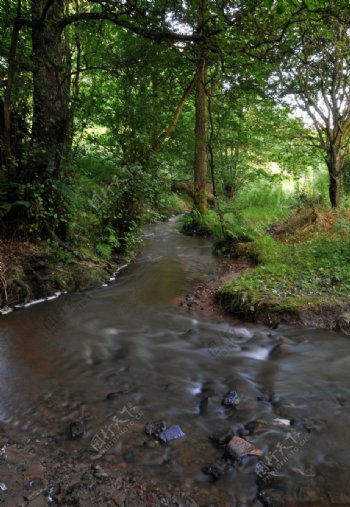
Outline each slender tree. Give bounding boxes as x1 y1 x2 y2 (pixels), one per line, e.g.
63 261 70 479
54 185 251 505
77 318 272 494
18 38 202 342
279 5 350 207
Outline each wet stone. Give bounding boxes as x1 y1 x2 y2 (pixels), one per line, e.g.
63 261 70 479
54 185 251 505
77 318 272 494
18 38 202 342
210 428 235 447
222 390 240 407
226 436 263 460
257 394 281 407
144 420 167 438
202 459 231 480
106 389 132 400
257 395 271 402
69 421 84 439
47 483 60 497
159 425 185 443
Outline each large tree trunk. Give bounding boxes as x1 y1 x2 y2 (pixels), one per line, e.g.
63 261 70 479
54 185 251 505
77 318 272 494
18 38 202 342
31 0 70 181
3 0 21 180
29 0 71 238
326 147 343 208
193 57 208 214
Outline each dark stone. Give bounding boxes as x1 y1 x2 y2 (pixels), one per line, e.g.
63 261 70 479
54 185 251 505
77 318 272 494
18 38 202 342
69 421 84 439
244 420 258 435
271 395 281 408
93 472 109 480
257 394 281 407
210 428 235 446
144 420 167 437
222 390 240 407
106 388 132 400
290 418 312 434
47 484 60 496
202 459 230 480
159 425 185 443
199 396 209 414
257 395 271 402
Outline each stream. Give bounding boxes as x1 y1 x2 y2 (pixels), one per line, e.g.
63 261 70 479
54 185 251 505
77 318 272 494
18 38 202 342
0 217 350 506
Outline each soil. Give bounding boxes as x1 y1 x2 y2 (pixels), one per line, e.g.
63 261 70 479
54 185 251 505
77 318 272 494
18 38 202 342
0 239 125 312
178 258 254 324
180 255 350 334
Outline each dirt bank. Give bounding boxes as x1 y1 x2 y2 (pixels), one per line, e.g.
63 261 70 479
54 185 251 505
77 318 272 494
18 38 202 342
181 256 350 334
0 239 125 313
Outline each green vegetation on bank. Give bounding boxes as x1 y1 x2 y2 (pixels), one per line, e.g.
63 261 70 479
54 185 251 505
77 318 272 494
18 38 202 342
218 211 350 317
180 179 350 323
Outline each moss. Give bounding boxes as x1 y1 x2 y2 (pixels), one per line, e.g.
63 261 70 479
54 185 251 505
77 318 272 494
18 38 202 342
217 209 350 328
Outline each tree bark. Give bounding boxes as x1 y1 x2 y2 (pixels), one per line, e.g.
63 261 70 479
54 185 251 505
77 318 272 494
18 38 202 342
193 57 208 214
3 0 22 179
30 0 70 181
326 147 343 208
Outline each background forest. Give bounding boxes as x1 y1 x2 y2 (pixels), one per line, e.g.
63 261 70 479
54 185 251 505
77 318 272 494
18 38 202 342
0 0 350 316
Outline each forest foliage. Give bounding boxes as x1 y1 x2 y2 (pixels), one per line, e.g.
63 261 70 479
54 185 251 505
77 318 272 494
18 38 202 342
0 0 349 260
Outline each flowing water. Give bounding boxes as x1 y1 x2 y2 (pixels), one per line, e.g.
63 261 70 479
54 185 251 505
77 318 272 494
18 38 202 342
0 217 350 506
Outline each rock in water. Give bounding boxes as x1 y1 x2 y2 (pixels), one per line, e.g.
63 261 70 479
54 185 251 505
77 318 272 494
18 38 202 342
226 436 263 459
69 421 84 439
144 420 167 437
222 390 240 407
203 459 230 480
159 425 185 443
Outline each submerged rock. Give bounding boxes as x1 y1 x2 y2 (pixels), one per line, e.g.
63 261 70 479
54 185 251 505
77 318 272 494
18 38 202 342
202 459 230 480
69 421 84 439
210 428 235 447
144 420 167 438
159 425 185 443
257 394 281 407
222 390 240 407
226 436 263 460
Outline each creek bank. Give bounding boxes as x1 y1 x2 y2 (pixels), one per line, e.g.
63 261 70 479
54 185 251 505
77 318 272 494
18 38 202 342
0 239 128 313
181 253 350 333
218 290 350 334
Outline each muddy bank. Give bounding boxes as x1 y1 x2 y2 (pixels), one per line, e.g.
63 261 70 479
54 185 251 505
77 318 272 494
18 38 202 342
0 239 126 313
217 284 350 334
181 257 350 334
179 257 253 323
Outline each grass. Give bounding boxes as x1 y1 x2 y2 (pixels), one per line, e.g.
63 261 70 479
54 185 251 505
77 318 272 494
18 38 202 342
217 207 350 318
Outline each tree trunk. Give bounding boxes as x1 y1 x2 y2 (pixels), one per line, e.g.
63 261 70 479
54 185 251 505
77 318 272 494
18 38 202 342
3 0 21 180
193 57 208 214
30 0 70 181
326 147 343 208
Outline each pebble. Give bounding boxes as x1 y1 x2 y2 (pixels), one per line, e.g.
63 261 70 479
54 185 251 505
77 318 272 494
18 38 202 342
145 420 167 437
222 390 240 407
202 459 230 480
0 482 7 492
69 421 84 439
159 425 185 443
226 436 263 459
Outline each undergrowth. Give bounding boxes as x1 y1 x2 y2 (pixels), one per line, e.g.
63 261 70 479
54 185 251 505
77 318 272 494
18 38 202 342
218 208 350 316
